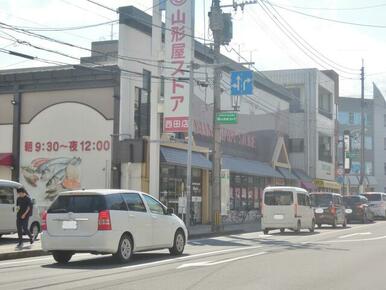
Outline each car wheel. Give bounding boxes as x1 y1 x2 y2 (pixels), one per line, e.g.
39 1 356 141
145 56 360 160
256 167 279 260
342 218 347 228
169 229 185 256
30 222 40 240
294 220 301 233
332 218 337 228
280 228 285 233
309 219 315 233
52 251 73 264
263 229 269 235
113 234 133 263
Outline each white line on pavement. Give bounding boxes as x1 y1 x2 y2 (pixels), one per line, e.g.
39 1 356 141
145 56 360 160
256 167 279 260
338 232 372 239
121 245 263 270
177 251 267 269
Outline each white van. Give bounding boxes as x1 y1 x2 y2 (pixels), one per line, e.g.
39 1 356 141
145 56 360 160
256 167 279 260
361 192 386 219
0 179 42 239
261 186 315 234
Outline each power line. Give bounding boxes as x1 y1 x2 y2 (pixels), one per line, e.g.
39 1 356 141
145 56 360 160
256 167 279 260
265 0 386 29
268 1 386 11
263 1 359 73
12 20 118 32
254 2 360 78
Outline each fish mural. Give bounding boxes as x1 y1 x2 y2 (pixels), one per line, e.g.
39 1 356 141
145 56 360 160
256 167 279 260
21 157 82 201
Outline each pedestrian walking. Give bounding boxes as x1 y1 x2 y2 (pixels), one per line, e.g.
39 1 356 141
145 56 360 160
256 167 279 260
16 187 33 248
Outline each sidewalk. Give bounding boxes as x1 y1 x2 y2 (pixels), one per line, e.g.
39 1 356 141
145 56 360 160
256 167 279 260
0 222 261 261
0 234 48 261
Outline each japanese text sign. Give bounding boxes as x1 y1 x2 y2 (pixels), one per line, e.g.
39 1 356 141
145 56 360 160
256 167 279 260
164 0 194 132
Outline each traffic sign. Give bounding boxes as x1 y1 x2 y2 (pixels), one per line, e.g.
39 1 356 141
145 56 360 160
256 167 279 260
216 112 238 124
230 70 253 96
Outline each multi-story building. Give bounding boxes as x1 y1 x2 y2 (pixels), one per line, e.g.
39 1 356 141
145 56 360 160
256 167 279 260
263 69 340 192
338 84 385 193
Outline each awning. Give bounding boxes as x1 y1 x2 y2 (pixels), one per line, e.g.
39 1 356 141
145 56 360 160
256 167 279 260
366 176 378 186
160 146 212 170
301 181 317 191
0 153 13 166
276 167 298 180
313 179 341 191
222 156 282 178
292 169 313 182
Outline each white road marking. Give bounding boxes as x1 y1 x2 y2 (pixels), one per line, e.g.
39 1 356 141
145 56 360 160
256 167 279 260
177 252 267 269
0 253 90 267
121 245 263 270
338 232 372 239
319 235 386 244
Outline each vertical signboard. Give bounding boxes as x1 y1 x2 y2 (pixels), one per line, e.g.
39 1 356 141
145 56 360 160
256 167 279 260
164 0 194 132
343 130 351 173
220 169 230 215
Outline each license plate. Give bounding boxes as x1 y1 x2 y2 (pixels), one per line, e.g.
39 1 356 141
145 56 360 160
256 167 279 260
62 220 77 230
274 214 284 220
315 208 324 214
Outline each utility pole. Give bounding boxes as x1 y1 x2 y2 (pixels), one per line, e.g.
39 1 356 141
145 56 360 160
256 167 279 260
359 60 365 194
209 0 223 231
209 0 256 231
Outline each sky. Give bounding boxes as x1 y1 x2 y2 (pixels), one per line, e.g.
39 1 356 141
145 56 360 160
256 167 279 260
1 0 386 97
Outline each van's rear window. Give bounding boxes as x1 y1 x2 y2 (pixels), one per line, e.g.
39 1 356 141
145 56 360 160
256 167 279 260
311 194 332 207
48 195 106 213
362 194 381 201
264 191 293 206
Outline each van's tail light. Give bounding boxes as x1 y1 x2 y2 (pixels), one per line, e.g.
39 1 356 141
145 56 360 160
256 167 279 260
294 203 298 217
98 210 112 231
41 211 47 231
330 206 336 215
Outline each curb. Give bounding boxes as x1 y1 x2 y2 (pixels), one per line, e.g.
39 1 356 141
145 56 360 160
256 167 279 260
0 249 49 261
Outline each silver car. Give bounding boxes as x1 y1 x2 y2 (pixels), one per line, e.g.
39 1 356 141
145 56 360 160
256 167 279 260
42 189 188 264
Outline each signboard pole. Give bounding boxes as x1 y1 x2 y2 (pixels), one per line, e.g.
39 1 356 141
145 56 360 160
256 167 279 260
186 60 194 228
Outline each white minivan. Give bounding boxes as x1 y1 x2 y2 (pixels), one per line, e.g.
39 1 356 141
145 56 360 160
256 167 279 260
0 179 42 239
261 186 315 234
361 192 386 219
42 189 188 264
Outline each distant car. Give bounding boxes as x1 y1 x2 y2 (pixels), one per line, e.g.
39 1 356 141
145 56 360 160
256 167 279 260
361 192 386 219
310 192 347 228
261 186 315 234
343 195 374 223
0 179 42 239
41 189 188 264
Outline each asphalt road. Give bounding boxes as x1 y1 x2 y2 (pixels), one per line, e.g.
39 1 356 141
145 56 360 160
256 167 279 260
1 221 386 290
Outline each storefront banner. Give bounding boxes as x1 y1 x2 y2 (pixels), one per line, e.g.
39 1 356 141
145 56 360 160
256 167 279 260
221 169 230 215
164 0 194 132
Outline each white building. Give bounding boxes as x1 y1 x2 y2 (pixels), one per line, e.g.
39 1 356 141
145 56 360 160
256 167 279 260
264 69 339 191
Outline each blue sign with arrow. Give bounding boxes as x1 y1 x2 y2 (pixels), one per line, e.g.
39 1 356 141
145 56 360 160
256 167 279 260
230 70 253 96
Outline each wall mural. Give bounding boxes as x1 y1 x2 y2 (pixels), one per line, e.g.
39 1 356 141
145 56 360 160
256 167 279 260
22 157 81 201
20 102 113 206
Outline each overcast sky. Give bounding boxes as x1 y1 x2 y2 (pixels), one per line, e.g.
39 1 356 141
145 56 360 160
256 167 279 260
1 0 386 97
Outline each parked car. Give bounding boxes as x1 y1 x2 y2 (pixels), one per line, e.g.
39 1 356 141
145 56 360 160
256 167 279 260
0 179 42 239
361 192 386 219
261 186 315 234
310 192 347 228
41 189 188 264
343 195 374 223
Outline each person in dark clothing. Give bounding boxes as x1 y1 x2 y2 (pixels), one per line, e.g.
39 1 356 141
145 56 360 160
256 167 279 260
16 187 33 248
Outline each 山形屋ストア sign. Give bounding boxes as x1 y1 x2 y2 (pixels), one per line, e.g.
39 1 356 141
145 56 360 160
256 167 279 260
163 0 194 132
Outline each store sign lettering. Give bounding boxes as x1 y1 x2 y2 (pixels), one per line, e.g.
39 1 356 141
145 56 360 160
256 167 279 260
164 0 194 132
23 140 111 153
193 120 256 149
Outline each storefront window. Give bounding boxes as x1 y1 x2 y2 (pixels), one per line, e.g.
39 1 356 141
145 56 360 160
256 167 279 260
159 164 203 224
229 174 264 210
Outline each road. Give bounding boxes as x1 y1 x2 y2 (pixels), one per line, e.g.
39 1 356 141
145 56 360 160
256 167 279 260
1 221 386 290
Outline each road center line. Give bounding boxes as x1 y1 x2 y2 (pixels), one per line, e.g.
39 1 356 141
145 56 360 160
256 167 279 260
338 232 372 239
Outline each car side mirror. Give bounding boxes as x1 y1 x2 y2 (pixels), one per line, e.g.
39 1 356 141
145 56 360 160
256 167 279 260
166 208 174 215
